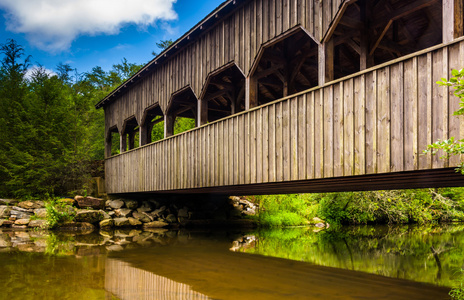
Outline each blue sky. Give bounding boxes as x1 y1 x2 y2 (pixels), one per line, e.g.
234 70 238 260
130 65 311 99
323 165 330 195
0 0 224 74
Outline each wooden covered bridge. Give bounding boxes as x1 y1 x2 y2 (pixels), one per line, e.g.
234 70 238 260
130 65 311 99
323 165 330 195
96 0 464 195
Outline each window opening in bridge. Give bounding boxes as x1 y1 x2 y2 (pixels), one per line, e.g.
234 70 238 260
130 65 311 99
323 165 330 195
141 104 164 146
249 27 319 106
165 87 198 137
106 126 120 157
200 63 245 123
122 116 139 151
324 0 443 80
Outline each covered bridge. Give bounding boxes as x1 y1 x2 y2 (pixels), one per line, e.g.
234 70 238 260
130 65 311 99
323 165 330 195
96 0 464 195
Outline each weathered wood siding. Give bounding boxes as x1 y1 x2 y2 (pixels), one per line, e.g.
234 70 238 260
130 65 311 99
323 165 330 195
105 40 464 194
104 0 344 132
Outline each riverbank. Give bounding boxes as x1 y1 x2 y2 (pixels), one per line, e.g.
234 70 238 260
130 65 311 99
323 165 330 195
0 196 260 231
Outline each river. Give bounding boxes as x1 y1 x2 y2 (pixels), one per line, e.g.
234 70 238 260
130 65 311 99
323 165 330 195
0 224 461 299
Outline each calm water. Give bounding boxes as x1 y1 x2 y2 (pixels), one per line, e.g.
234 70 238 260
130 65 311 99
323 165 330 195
0 224 461 300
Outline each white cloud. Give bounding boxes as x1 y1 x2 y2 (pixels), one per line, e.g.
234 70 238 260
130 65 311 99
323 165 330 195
0 0 177 52
25 65 57 79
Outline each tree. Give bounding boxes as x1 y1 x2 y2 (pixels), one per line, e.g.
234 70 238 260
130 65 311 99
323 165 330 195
424 69 464 174
152 39 173 56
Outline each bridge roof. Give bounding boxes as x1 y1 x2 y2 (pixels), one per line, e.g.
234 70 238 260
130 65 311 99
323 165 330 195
95 0 246 109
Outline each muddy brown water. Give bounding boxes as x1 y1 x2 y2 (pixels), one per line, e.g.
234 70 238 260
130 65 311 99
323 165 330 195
0 224 460 299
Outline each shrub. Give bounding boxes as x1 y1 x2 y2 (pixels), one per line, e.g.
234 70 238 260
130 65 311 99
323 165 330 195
45 198 75 229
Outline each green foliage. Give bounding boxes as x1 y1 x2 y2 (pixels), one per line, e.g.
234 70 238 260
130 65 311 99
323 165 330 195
152 39 174 56
44 199 75 229
450 275 464 300
316 188 464 225
425 68 464 173
253 194 318 227
174 117 196 135
251 188 464 226
0 39 143 198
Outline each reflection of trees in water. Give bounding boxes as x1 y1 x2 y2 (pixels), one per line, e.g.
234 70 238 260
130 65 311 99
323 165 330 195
236 224 464 287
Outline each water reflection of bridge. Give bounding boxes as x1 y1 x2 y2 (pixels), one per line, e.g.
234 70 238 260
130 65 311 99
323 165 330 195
104 239 449 300
105 258 210 300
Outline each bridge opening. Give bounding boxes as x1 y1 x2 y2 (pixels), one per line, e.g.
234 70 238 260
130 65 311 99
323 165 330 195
122 116 139 152
325 0 443 80
250 27 319 106
106 126 120 157
140 104 164 146
200 63 245 123
165 87 197 137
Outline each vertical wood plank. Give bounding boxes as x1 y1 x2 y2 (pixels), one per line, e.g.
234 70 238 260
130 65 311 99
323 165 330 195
432 49 447 168
269 104 277 182
377 67 391 173
314 89 324 178
404 57 419 171
390 63 404 172
297 94 307 180
256 108 263 183
276 102 284 181
307 91 315 179
354 75 366 175
324 85 334 178
283 100 291 181
344 78 354 176
262 106 270 182
333 82 344 176
291 96 299 181
251 111 258 184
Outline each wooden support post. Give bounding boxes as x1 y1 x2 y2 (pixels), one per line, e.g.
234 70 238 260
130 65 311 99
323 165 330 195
245 76 258 110
360 1 373 70
120 132 127 153
319 42 333 86
443 0 464 43
105 132 112 158
140 125 148 146
164 114 175 138
198 98 208 126
128 130 135 150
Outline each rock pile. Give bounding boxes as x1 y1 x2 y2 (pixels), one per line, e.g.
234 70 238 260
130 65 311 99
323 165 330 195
0 201 48 229
0 195 259 230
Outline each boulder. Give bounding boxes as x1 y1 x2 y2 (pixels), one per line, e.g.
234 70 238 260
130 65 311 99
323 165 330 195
58 198 76 206
17 201 44 210
115 208 132 218
151 206 166 217
75 196 105 209
34 208 48 219
99 219 114 228
177 207 189 218
108 200 125 209
1 220 14 227
137 203 153 213
98 210 111 220
128 217 142 226
124 200 139 210
144 221 169 228
58 222 95 232
0 206 10 218
165 214 177 223
11 206 32 212
132 211 152 223
0 199 18 206
14 219 30 226
0 220 3 227
107 245 124 252
10 209 31 219
75 210 104 224
114 217 131 227
28 220 48 229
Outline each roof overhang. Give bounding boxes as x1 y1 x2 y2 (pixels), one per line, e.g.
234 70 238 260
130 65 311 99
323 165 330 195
95 0 246 109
